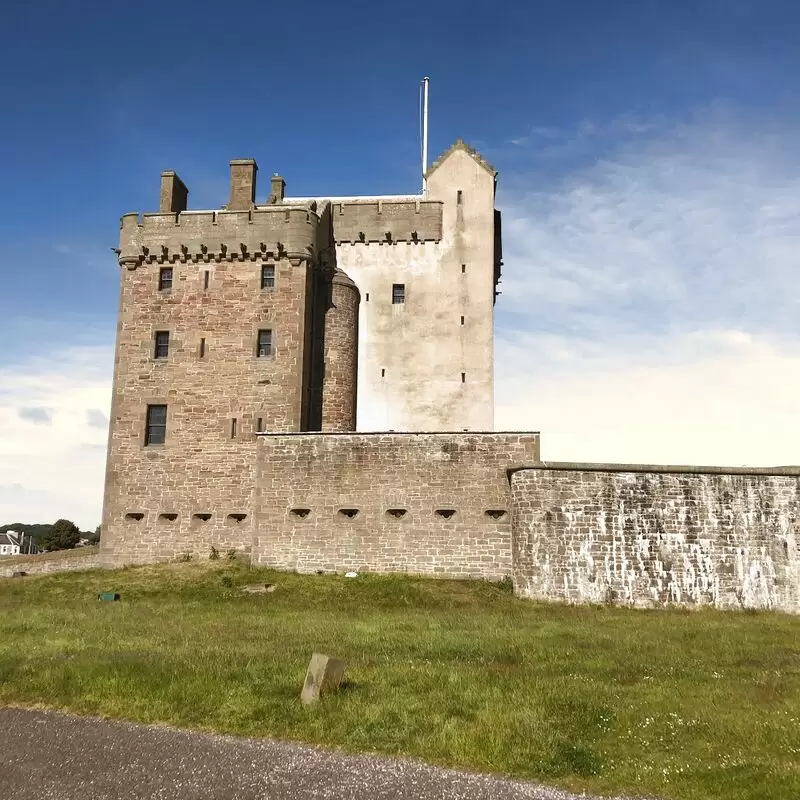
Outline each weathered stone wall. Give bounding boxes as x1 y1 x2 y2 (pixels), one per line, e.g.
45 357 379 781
330 200 443 243
254 432 540 578
511 464 800 612
0 547 100 578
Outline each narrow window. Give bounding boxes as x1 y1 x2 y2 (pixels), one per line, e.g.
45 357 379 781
261 264 275 290
291 508 311 518
392 283 405 304
461 372 466 383
436 509 456 519
231 418 237 439
257 329 273 358
461 264 466 273
203 270 209 290
457 190 463 205
460 316 465 326
381 368 385 378
145 404 167 446
125 512 144 521
256 417 264 432
199 337 206 358
154 331 169 359
159 267 173 291
193 513 212 522
365 292 370 302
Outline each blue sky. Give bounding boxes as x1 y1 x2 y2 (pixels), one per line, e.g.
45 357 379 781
3 0 800 527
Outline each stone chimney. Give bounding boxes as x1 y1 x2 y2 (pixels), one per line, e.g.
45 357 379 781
159 171 188 213
269 173 286 204
228 159 258 210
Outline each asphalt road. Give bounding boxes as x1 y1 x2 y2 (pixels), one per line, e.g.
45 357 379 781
0 707 651 800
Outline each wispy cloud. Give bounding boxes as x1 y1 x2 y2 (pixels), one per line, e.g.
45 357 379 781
0 341 112 529
496 109 800 466
18 407 52 425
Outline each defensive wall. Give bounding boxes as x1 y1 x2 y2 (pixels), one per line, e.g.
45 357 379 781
0 547 100 579
99 440 800 613
511 463 800 613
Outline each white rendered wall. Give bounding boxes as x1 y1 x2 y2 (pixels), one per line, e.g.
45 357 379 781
335 149 497 432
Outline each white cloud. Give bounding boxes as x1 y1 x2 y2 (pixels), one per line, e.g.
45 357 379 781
0 344 113 530
495 110 800 467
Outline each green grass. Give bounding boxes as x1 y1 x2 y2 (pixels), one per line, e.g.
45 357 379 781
1 561 798 800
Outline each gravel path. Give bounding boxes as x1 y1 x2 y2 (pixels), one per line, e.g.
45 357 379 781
0 707 652 799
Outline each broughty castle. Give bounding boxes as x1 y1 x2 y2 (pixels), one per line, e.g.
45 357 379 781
100 140 800 614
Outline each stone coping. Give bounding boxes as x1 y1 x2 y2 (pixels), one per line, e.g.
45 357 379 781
255 431 541 438
511 462 800 477
2 545 99 565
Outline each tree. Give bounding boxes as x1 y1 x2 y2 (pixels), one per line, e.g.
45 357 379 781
85 525 101 545
42 519 81 552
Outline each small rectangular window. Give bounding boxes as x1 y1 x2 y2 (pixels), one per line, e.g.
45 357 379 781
231 418 237 439
203 270 209 290
261 265 275 290
461 264 466 273
392 283 405 304
457 190 463 205
154 331 169 359
257 329 273 358
256 417 264 432
460 316 465 326
199 337 206 358
461 372 466 383
145 404 167 446
159 267 173 291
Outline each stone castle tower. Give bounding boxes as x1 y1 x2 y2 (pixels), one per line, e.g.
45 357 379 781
100 141 502 561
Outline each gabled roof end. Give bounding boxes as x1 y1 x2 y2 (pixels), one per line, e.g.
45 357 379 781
424 138 497 179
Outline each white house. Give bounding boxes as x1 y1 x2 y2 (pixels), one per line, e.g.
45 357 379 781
0 531 39 556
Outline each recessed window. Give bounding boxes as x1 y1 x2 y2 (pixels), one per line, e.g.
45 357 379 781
460 316 465 326
366 292 370 301
338 508 359 519
145 404 167 446
203 270 210 290
485 510 507 520
231 418 237 439
158 513 178 522
461 264 466 273
261 264 275 289
159 267 173 291
291 508 311 518
381 368 385 378
193 513 212 522
461 372 466 383
386 509 407 519
125 512 144 521
435 509 456 519
154 331 169 359
257 329 273 358
392 283 405 304
457 190 463 205
199 337 206 358
227 513 247 523
256 417 264 432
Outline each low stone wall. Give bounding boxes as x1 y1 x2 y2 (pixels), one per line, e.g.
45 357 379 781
0 547 101 578
255 432 540 579
511 464 800 613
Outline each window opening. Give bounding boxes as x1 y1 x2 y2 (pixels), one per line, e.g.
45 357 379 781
159 267 173 291
203 270 209 290
199 337 206 358
257 329 273 357
261 264 275 289
435 509 456 519
392 283 405 304
145 404 167 445
154 331 169 359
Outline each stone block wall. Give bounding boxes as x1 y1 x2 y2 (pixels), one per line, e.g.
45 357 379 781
0 547 100 578
331 201 443 243
254 432 540 578
511 464 800 612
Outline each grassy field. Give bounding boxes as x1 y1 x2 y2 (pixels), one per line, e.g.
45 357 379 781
0 559 797 800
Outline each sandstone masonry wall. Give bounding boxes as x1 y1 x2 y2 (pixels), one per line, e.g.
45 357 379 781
0 547 100 578
511 465 800 612
254 432 540 578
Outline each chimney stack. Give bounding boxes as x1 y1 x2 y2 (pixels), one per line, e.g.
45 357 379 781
269 173 286 204
159 171 188 213
228 159 258 210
